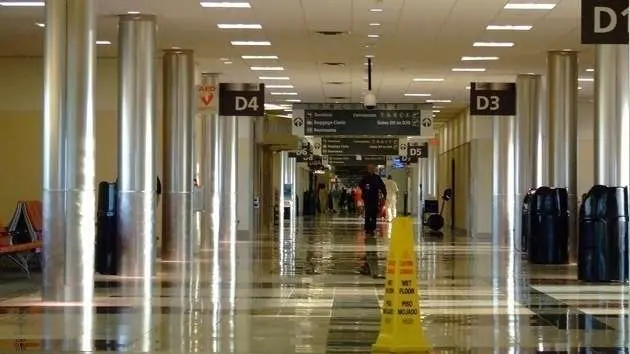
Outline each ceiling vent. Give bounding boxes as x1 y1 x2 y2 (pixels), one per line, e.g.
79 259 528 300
328 96 348 100
326 81 346 85
323 62 345 66
315 31 346 36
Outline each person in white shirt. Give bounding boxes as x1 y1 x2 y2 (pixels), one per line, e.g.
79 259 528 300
383 175 399 222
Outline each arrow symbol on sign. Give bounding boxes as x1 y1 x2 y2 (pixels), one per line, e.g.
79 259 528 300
201 93 214 106
422 118 432 127
294 117 303 127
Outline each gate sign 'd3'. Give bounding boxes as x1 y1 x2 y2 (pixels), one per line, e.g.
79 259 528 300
581 0 629 44
469 82 517 116
218 83 265 117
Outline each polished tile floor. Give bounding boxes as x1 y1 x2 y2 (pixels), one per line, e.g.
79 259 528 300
0 216 628 353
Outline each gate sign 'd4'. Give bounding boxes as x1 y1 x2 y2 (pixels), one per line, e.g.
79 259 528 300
581 0 629 44
218 83 265 117
469 82 517 116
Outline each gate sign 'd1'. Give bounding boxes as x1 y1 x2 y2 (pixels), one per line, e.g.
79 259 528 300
469 82 517 116
581 0 629 44
218 83 265 117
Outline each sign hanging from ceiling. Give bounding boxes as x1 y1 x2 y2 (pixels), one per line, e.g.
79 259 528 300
469 82 517 116
218 83 265 116
301 110 423 136
400 143 428 163
313 137 406 156
581 0 628 44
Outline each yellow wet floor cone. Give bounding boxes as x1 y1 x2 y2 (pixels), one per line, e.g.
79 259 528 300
372 217 431 353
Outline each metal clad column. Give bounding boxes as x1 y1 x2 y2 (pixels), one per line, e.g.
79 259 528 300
200 73 221 250
117 14 157 276
162 49 194 262
595 45 630 186
514 74 541 245
492 116 515 244
283 152 296 219
220 116 237 242
547 50 578 256
426 142 438 199
43 0 96 302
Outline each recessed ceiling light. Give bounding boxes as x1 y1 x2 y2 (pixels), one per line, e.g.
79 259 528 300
370 8 383 12
0 1 44 6
217 24 262 29
368 34 380 38
200 2 251 8
171 46 182 49
96 40 111 45
486 25 532 31
365 54 375 58
473 42 514 47
35 22 45 28
220 57 230 61
578 78 594 82
250 66 284 71
285 99 301 102
433 110 441 113
369 22 381 26
259 76 290 80
461 56 499 61
270 92 298 95
586 68 594 72
266 84 294 89
452 68 486 72
231 41 271 46
426 99 452 103
404 93 432 97
413 78 444 82
504 3 556 10
224 61 233 64
127 11 140 14
242 55 278 59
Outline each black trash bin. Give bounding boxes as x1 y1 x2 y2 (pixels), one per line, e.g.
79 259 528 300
520 189 536 253
528 187 569 264
95 181 119 275
578 185 629 282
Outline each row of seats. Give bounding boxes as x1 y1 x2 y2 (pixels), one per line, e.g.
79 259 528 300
0 201 42 277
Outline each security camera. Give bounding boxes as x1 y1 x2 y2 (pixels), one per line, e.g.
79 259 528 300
363 91 376 110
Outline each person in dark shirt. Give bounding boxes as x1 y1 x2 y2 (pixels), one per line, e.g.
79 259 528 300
358 165 387 236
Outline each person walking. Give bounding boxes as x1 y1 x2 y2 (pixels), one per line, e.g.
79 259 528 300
359 165 387 236
383 175 399 222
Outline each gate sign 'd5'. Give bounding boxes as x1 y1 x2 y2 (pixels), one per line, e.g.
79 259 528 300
219 83 265 117
469 82 517 116
581 0 629 44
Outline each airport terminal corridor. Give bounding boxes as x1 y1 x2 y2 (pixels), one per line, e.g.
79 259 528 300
0 217 624 353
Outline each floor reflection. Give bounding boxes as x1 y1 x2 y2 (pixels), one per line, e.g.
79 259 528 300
0 216 627 352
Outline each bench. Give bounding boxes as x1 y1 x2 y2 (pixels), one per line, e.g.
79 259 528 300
0 201 43 277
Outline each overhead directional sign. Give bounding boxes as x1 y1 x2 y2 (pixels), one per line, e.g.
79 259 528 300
400 143 428 163
219 83 265 116
581 0 628 44
320 137 405 156
469 82 517 116
288 150 321 163
303 110 422 136
325 155 387 166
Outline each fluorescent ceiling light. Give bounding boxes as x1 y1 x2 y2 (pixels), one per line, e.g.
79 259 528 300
586 68 594 72
266 84 294 89
200 2 251 8
486 25 532 31
285 99 301 102
413 78 444 82
578 78 594 82
466 86 471 90
220 57 230 61
96 41 111 45
369 22 381 26
127 11 140 14
365 54 375 58
231 41 271 46
224 61 232 64
250 66 284 71
368 34 380 38
270 92 298 96
217 24 262 29
433 110 441 113
0 2 44 6
35 22 45 28
264 103 287 110
370 8 383 12
259 76 290 80
578 87 583 90
426 99 452 103
404 93 431 97
473 42 514 47
452 68 486 72
461 56 499 61
504 3 556 10
242 55 278 59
